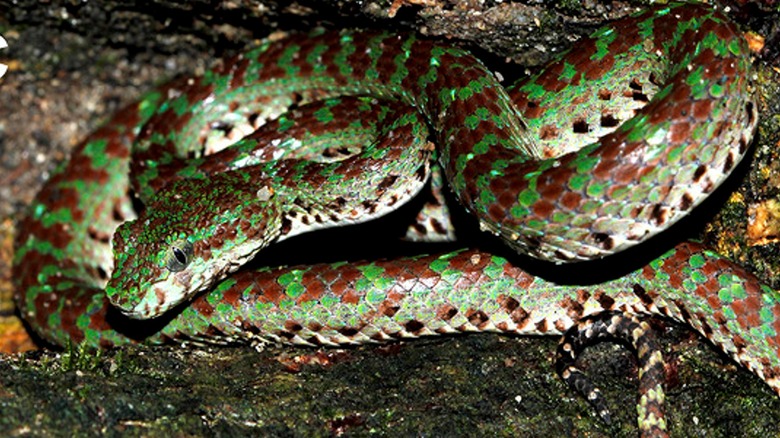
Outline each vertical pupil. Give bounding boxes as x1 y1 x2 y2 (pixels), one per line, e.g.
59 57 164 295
173 247 187 264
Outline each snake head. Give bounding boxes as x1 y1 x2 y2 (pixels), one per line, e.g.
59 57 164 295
106 171 281 319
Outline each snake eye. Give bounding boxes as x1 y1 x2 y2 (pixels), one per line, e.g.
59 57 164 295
165 239 194 272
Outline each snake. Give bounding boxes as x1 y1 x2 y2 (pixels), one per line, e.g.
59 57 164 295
12 2 771 435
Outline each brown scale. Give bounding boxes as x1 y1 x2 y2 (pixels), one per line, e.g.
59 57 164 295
400 43 432 94
342 40 372 81
226 56 252 91
251 40 291 83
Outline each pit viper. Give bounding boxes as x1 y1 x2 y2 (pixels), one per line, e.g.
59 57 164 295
13 2 772 436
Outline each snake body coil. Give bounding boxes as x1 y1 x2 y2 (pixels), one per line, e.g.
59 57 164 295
13 3 771 435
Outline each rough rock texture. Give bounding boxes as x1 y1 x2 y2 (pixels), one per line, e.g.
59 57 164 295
1 0 780 435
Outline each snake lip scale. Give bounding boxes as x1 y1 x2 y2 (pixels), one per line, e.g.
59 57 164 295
11 2 772 435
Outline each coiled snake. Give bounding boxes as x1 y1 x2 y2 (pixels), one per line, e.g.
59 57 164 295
13 2 771 436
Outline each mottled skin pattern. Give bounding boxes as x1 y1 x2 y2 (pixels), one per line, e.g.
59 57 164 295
11 2 769 435
105 3 757 318
109 97 432 318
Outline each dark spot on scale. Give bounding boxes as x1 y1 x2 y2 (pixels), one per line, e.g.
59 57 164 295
712 122 726 139
248 113 260 127
285 321 303 332
377 175 399 191
733 334 748 352
334 197 347 208
96 266 108 281
290 92 304 108
598 89 611 100
415 165 427 180
517 118 528 130
535 319 548 333
308 322 323 332
305 336 325 346
539 125 559 140
361 200 377 214
673 299 692 323
185 148 200 160
528 100 539 108
437 304 458 321
278 331 295 340
338 327 360 337
329 214 339 222
629 78 643 91
648 72 661 86
600 113 620 128
280 217 293 235
511 306 530 327
300 215 310 226
702 179 715 193
561 297 583 319
385 331 404 340
632 284 653 306
632 91 649 102
693 165 707 183
404 320 424 333
412 223 427 235
699 319 713 337
739 136 748 155
337 147 353 156
679 193 694 211
293 198 312 213
314 214 323 223
322 148 338 159
592 232 613 249
766 365 779 381
467 310 489 327
525 236 542 250
746 101 755 127
431 219 447 236
596 293 615 310
383 306 399 318
572 119 589 134
210 121 234 137
651 204 668 225
723 152 734 173
240 323 262 336
112 202 126 222
87 227 111 244
498 295 520 313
